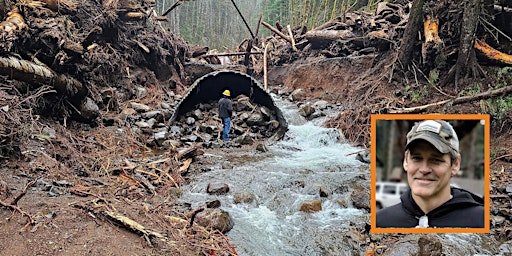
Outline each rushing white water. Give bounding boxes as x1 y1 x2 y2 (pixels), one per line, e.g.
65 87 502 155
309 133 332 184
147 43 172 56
181 97 369 255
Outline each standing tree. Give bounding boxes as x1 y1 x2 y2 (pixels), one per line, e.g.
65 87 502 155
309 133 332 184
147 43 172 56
449 0 485 89
397 0 425 70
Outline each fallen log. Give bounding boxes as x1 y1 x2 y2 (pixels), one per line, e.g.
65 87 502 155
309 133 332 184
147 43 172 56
0 56 87 101
389 85 512 113
199 51 263 58
103 210 168 242
305 30 355 48
474 38 512 64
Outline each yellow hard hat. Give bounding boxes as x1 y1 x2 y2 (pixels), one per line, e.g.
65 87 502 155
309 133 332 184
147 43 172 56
222 90 230 97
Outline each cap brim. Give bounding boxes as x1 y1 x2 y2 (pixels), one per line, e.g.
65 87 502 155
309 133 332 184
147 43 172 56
406 133 452 154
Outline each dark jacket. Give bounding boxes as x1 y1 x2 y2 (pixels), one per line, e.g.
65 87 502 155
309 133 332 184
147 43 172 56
376 187 484 228
218 97 232 119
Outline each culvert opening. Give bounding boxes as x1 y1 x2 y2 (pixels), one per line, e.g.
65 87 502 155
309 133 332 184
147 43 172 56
169 70 288 147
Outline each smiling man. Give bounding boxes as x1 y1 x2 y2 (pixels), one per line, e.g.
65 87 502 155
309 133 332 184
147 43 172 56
376 120 484 228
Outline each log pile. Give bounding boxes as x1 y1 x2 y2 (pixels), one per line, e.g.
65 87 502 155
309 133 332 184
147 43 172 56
0 0 189 122
239 2 412 70
0 0 191 160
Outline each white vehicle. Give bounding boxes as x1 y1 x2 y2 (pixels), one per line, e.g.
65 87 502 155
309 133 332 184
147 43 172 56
375 182 409 210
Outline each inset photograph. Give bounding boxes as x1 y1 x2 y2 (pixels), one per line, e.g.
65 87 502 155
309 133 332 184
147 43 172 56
370 114 490 233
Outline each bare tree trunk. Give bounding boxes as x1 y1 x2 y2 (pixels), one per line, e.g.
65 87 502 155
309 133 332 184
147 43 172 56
453 0 484 88
397 0 425 70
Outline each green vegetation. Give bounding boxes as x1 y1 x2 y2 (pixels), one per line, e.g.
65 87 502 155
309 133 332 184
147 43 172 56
158 0 378 50
485 67 512 119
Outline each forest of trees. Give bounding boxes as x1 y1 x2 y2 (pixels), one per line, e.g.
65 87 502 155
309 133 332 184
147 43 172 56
156 0 368 50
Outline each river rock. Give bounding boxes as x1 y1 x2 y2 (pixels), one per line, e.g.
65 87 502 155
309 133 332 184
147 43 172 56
350 183 370 211
80 97 99 120
246 113 265 126
186 117 196 125
233 192 255 204
206 183 230 195
196 208 234 233
299 200 322 213
141 110 162 119
206 200 221 208
319 187 330 197
192 109 203 120
256 143 268 152
290 88 305 101
159 102 171 109
135 121 151 129
135 87 147 99
130 102 151 112
298 105 315 118
313 100 329 110
120 107 137 117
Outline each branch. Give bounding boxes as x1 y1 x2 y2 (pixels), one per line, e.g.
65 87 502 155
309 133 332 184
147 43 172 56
229 0 255 39
162 0 185 16
389 85 512 113
494 4 512 12
261 21 292 43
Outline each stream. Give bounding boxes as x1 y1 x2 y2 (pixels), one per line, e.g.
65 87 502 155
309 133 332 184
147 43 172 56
181 96 370 255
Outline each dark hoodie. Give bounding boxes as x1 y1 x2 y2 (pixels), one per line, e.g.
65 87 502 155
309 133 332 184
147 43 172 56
376 187 484 228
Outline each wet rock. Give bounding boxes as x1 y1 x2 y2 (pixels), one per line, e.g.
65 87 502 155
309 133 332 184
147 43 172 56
234 134 254 145
313 100 329 110
491 215 506 226
337 198 348 208
196 208 234 233
192 109 203 119
299 200 322 213
350 184 370 211
206 183 230 195
233 192 255 204
186 117 196 125
319 187 330 197
255 143 268 152
298 105 316 118
206 200 221 208
499 241 512 254
290 88 305 101
356 149 370 164
299 169 312 174
130 102 151 112
246 113 265 126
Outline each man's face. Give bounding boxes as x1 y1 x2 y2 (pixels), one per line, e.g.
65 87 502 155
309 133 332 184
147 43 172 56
403 140 460 201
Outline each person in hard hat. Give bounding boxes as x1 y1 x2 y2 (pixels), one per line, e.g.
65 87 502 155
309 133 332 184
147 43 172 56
218 89 233 144
376 120 484 228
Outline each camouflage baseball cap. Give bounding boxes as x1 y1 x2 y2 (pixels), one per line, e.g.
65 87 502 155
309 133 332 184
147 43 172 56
405 120 459 157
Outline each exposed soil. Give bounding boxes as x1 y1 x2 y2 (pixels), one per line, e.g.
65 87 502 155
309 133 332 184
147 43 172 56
2 1 512 255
